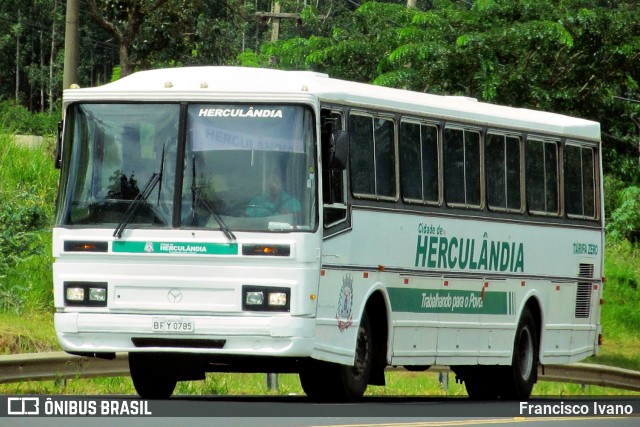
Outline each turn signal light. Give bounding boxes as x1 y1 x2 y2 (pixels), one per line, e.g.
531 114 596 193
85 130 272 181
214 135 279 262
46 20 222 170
242 244 290 256
64 241 108 252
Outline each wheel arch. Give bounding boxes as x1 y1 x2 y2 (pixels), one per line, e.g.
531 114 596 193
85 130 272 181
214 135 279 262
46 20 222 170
521 294 543 362
362 287 391 386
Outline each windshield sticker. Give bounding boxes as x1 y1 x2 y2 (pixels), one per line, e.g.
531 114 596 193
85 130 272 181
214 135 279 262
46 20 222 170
189 105 306 153
198 108 283 119
192 127 300 153
112 241 238 255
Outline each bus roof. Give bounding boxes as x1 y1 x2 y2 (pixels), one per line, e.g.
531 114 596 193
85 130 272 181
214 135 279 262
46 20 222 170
63 66 601 141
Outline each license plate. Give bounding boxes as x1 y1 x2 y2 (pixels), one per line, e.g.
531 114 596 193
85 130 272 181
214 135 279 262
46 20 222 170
152 317 195 333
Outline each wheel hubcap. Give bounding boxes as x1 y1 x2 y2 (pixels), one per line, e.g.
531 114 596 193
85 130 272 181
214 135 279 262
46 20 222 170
352 324 370 378
518 326 534 379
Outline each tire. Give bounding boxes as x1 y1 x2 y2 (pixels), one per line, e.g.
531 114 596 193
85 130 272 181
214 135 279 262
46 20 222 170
500 307 539 399
129 352 178 399
460 308 538 400
459 366 500 400
299 312 373 401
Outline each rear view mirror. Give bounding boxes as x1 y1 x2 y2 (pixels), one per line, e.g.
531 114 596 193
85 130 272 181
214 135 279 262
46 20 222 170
55 120 63 169
329 130 348 170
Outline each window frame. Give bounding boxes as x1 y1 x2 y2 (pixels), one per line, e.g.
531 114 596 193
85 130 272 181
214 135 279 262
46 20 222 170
564 140 598 220
348 111 399 202
443 125 483 209
399 118 442 206
321 107 349 229
525 136 560 217
485 131 524 213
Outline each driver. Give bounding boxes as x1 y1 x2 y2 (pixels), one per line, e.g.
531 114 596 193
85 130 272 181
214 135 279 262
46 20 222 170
246 170 301 217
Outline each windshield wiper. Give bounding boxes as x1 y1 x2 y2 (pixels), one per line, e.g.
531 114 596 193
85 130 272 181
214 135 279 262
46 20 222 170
113 172 161 239
192 186 236 242
113 143 167 239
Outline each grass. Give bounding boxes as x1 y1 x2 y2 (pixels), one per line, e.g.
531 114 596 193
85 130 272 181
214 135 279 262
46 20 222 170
1 368 637 397
0 133 59 205
0 312 57 355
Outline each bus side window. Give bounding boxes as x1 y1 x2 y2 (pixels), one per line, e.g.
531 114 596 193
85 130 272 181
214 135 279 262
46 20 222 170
349 113 397 199
400 121 439 204
321 109 347 227
486 133 522 212
526 138 559 215
444 127 481 207
565 143 596 219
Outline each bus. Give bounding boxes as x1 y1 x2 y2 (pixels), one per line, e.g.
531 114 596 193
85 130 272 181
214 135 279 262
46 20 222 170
53 66 603 400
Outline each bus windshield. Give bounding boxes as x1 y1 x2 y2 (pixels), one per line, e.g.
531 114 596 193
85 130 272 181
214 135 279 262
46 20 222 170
57 103 317 233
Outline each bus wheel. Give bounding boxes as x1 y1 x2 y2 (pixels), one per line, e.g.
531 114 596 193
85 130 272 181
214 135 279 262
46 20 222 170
500 307 538 399
339 311 373 399
129 352 178 399
460 367 500 400
299 312 373 401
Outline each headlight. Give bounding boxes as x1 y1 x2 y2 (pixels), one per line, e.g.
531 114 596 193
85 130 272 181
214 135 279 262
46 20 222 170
89 287 107 302
242 286 290 312
66 287 85 302
268 292 287 306
64 282 108 307
245 291 264 306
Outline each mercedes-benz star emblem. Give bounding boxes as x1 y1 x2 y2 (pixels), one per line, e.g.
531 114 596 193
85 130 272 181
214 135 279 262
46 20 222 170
167 289 183 303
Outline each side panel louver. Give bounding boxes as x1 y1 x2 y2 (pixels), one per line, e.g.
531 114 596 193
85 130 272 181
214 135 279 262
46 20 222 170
579 263 594 279
575 282 592 319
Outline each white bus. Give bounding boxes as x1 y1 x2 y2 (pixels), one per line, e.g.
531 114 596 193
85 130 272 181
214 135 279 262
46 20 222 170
53 66 603 400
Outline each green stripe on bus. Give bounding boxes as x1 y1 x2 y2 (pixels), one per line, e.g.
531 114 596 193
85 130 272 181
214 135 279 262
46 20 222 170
387 288 509 315
112 241 238 255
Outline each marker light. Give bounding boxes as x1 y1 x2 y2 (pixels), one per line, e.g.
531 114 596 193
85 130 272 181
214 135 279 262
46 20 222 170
242 244 290 256
64 241 108 252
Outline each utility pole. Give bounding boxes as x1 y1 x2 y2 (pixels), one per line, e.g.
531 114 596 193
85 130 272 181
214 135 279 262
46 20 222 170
63 0 80 90
255 2 325 49
271 1 281 42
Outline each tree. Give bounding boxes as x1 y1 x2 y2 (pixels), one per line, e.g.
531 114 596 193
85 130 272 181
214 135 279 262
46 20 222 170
134 0 243 69
259 0 640 184
85 0 171 77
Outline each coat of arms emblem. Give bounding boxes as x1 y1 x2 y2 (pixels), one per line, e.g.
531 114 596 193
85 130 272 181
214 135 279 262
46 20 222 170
336 273 353 331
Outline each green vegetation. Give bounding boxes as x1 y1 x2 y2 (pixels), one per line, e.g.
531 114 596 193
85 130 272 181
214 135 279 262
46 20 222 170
0 130 57 317
0 365 637 397
0 101 59 136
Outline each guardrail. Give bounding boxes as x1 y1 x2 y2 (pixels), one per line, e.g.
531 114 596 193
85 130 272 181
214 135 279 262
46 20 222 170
2 352 640 392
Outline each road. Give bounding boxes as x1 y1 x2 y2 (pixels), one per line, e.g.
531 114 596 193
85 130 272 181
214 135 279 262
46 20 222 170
2 395 639 427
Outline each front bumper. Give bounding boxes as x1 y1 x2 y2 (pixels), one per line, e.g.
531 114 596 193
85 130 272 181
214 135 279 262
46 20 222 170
55 312 316 356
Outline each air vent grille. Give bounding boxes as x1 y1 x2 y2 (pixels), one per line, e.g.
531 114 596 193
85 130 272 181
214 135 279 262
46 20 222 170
579 263 594 279
575 282 592 319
